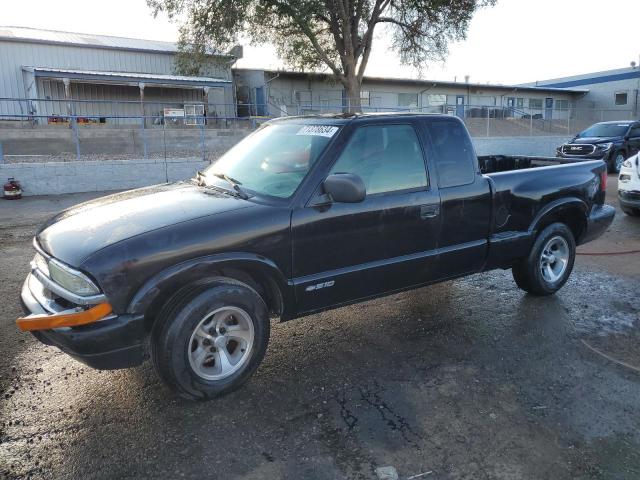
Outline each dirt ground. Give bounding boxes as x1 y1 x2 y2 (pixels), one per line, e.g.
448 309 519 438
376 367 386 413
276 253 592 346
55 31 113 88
0 176 639 480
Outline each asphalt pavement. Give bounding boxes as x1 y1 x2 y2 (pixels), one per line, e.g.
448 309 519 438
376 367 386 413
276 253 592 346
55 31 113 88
1 178 639 480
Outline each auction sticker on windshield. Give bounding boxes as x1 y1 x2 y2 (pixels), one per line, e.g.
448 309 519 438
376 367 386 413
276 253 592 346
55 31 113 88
296 125 339 137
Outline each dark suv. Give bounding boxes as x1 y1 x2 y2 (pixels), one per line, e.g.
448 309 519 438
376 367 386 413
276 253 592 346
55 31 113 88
557 121 640 173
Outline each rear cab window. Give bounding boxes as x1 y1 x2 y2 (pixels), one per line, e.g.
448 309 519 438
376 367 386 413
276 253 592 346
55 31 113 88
424 119 477 188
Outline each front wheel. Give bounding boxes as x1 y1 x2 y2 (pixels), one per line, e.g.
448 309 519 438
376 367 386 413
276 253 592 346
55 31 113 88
151 281 270 400
609 150 626 173
512 223 576 296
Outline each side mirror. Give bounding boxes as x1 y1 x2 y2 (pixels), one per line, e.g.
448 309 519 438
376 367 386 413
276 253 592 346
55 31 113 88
323 173 366 203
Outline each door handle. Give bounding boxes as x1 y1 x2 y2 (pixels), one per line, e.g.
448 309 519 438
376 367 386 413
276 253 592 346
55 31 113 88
419 204 440 219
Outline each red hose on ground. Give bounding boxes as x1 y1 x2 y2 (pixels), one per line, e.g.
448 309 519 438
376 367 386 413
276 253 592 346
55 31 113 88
577 249 640 256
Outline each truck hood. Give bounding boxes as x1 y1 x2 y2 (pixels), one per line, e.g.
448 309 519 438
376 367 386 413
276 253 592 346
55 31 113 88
569 136 620 145
37 182 254 266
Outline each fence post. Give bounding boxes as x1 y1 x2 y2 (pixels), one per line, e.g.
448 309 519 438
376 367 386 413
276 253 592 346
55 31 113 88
486 107 490 137
139 83 148 159
72 116 81 161
200 120 205 161
530 111 533 136
0 141 3 163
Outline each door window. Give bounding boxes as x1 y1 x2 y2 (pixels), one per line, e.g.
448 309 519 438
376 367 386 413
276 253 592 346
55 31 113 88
628 125 640 138
330 124 428 195
425 119 476 188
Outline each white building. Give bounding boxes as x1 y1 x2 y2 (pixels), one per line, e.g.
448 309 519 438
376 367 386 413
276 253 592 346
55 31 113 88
233 68 586 121
526 66 640 121
0 26 239 124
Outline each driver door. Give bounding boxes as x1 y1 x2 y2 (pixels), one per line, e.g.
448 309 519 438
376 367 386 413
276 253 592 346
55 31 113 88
291 122 441 313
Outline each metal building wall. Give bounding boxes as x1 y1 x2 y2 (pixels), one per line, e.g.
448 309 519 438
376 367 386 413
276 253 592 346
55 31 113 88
0 39 233 116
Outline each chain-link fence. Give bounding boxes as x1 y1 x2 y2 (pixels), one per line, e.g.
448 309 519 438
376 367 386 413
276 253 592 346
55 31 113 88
1 96 638 163
274 101 638 138
0 97 253 164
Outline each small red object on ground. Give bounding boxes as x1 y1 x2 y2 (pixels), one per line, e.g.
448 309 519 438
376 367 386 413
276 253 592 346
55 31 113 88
3 177 22 199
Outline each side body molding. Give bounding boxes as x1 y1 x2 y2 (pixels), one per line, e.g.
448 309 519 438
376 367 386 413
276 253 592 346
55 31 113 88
126 252 293 318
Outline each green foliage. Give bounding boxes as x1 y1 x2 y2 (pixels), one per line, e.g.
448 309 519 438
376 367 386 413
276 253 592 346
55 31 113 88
148 0 495 108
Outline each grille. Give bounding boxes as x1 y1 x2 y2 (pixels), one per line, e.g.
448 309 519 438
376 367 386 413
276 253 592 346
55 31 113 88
562 144 596 155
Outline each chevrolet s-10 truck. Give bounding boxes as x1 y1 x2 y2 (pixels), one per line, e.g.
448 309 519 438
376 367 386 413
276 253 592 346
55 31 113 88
18 113 615 400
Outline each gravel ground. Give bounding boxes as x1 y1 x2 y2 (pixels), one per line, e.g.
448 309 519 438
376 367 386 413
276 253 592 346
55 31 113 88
0 177 639 480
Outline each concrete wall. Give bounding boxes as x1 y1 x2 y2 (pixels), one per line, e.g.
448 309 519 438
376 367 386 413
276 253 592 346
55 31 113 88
473 135 571 157
0 126 251 158
0 158 209 196
1 135 571 196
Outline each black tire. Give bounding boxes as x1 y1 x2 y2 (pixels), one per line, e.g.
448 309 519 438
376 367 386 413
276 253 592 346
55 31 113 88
621 205 640 216
609 150 626 173
151 280 270 400
512 222 576 296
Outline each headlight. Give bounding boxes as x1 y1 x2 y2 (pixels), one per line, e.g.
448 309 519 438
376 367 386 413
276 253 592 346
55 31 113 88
33 253 50 277
597 142 613 151
48 258 100 296
622 160 632 168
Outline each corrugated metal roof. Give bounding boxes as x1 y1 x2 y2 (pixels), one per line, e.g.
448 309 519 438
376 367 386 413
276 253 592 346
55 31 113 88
29 67 231 86
0 26 231 56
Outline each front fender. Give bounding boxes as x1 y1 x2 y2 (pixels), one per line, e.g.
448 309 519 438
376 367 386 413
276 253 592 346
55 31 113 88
126 252 293 318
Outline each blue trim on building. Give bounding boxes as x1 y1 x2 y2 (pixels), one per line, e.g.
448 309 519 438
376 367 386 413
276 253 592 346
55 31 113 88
540 70 640 88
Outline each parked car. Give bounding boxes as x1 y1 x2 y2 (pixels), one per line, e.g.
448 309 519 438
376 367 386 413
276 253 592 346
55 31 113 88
556 121 640 173
618 153 640 216
18 113 615 400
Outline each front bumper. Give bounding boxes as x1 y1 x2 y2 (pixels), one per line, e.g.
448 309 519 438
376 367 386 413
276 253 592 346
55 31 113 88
618 190 640 209
578 204 615 245
20 273 145 370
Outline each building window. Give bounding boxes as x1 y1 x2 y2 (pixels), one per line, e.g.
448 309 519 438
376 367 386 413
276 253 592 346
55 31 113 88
398 93 418 108
516 98 524 108
360 90 370 106
529 98 543 109
425 94 447 106
556 99 569 110
469 95 496 106
615 92 628 106
295 90 312 108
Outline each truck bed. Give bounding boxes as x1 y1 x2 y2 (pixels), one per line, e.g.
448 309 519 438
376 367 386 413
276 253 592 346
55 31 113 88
478 155 583 174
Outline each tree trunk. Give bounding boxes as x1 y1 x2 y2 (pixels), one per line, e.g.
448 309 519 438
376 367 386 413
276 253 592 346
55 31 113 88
343 74 362 113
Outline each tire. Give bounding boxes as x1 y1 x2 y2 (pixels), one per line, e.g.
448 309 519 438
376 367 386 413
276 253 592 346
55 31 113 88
512 223 576 296
609 150 626 173
621 205 640 216
151 280 270 400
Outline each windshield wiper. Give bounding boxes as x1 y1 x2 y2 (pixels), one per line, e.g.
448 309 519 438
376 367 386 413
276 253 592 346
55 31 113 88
212 172 250 200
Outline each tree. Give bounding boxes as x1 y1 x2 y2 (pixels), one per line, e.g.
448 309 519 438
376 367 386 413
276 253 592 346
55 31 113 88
148 0 495 112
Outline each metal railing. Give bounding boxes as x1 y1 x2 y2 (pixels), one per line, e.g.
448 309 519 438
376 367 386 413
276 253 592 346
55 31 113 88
0 96 638 163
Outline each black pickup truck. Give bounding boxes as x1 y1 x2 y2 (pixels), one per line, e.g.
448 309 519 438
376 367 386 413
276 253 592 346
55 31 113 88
556 120 640 173
18 113 614 400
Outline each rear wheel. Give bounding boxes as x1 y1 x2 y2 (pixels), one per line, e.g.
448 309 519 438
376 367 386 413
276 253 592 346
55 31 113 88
609 150 625 173
151 280 270 400
512 223 576 296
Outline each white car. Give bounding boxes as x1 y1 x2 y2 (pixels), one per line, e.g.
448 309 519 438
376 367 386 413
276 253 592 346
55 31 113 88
618 153 640 216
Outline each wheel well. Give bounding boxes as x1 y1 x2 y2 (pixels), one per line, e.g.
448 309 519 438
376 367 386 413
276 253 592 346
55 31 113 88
535 206 586 242
142 267 284 332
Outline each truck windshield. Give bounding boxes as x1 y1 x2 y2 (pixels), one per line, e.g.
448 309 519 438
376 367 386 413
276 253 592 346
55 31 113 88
203 123 339 198
578 123 630 138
